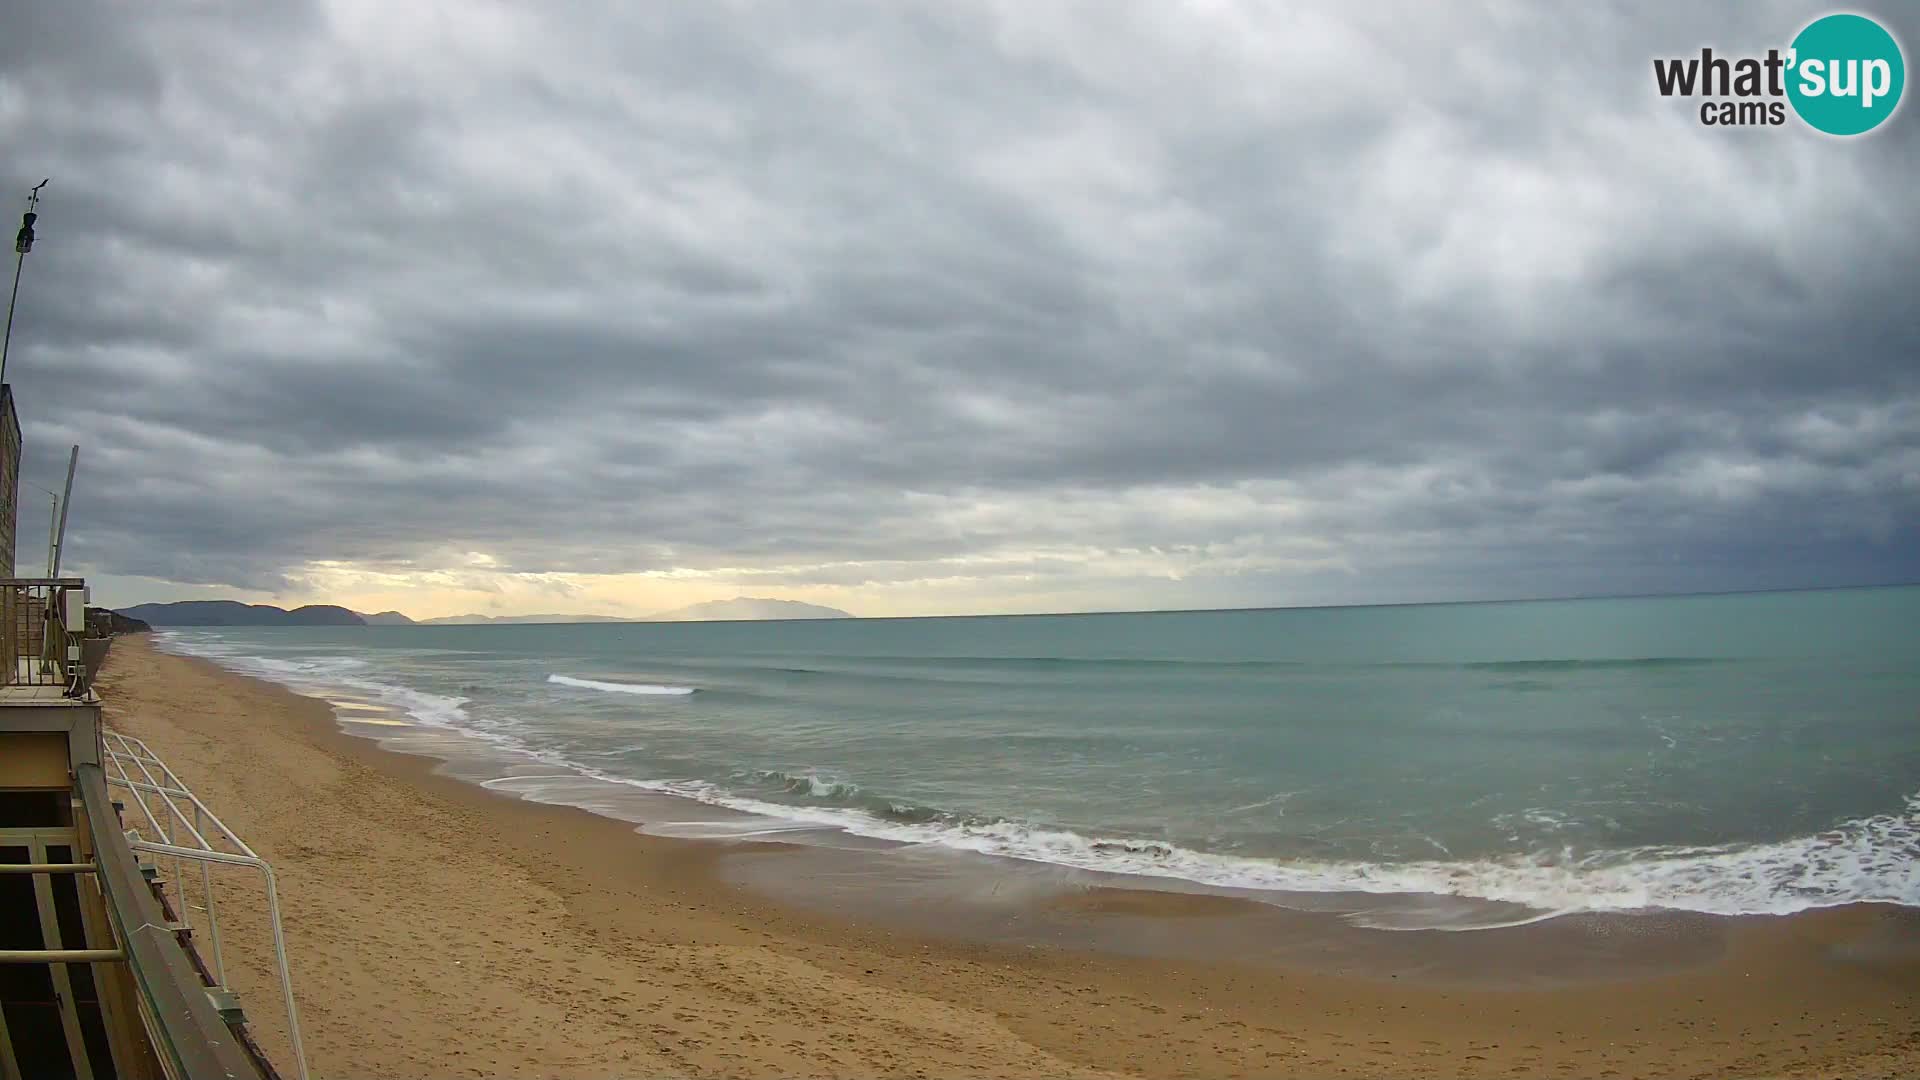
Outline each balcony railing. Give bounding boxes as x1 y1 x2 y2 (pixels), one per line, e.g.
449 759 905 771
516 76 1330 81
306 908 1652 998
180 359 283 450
1 576 91 696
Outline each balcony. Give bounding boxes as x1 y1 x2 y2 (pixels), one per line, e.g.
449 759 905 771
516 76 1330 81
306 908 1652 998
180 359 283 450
0 578 97 704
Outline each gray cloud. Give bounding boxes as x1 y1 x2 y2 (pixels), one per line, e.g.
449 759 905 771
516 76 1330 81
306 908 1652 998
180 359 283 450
2 0 1915 613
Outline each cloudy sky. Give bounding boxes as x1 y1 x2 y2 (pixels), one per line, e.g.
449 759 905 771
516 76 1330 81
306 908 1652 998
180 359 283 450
2 1 1915 619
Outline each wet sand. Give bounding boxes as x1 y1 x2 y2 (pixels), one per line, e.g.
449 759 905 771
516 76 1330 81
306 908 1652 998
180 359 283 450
97 636 1919 1078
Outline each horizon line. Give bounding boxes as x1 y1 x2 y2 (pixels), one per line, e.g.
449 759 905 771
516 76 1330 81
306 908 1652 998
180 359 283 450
115 579 1919 626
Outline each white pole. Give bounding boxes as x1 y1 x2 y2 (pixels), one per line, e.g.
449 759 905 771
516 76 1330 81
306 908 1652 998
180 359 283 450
51 445 76 577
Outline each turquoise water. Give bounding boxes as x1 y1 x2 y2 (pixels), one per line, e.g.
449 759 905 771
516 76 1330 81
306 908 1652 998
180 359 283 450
155 587 1920 921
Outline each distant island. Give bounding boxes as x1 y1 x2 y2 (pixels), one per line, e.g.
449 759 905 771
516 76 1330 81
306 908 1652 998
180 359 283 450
645 597 852 622
115 601 367 626
114 596 854 626
415 599 853 623
412 613 632 625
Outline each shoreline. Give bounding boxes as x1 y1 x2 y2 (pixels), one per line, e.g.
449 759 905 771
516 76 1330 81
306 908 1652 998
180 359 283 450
98 636 1920 1078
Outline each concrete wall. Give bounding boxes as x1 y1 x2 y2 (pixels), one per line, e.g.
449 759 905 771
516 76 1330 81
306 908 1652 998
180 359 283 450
0 730 67 786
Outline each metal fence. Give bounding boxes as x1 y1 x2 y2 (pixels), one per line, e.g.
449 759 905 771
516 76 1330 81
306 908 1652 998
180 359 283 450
0 576 88 693
102 729 309 1080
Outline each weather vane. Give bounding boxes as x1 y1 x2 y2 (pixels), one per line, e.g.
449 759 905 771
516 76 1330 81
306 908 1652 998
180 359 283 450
2 178 51 387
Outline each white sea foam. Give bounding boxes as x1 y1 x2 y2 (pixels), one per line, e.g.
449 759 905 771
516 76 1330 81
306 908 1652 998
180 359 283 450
155 632 480 738
548 674 696 695
155 631 1920 926
594 782 1920 921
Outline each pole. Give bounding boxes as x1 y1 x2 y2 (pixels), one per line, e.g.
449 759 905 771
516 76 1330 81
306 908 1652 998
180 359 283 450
51 445 75 578
0 180 48 389
24 482 59 576
0 248 24 386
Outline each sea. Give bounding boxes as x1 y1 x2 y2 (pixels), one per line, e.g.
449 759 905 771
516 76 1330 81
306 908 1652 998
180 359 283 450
151 586 1920 929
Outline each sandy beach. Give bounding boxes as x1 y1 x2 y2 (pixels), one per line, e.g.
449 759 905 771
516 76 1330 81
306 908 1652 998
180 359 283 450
95 636 1918 1079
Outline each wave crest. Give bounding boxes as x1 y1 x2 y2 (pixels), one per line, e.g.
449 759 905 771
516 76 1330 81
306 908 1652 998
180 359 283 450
548 674 697 695
616 777 1920 922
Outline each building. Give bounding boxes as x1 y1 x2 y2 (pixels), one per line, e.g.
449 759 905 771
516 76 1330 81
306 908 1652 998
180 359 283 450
0 382 290 1079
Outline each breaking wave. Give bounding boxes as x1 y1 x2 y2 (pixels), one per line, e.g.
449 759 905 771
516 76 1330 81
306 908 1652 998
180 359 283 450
153 632 476 732
607 775 1920 921
548 674 697 695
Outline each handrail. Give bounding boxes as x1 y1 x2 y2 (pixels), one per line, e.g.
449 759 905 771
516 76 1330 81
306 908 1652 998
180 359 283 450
101 729 308 1080
0 948 124 963
76 764 265 1079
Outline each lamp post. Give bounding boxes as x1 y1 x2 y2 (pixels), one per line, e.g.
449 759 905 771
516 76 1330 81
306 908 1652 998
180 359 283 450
1 179 50 388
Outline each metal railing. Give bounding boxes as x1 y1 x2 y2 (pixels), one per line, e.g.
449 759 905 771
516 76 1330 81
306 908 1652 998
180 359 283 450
75 765 268 1080
101 729 309 1080
1 576 89 694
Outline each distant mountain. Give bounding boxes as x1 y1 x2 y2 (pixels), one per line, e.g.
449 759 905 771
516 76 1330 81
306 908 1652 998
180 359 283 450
116 601 366 626
416 613 635 625
87 607 152 635
645 597 854 622
413 599 852 624
114 598 849 627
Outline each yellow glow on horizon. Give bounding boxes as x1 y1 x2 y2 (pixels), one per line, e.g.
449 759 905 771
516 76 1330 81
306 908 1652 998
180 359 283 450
275 561 894 621
107 526 1344 620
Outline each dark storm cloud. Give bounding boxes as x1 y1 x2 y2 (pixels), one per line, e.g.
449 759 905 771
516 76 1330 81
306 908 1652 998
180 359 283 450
2 0 1915 610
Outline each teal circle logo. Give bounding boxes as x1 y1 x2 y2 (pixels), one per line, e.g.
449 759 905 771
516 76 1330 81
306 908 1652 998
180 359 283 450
1787 13 1905 135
